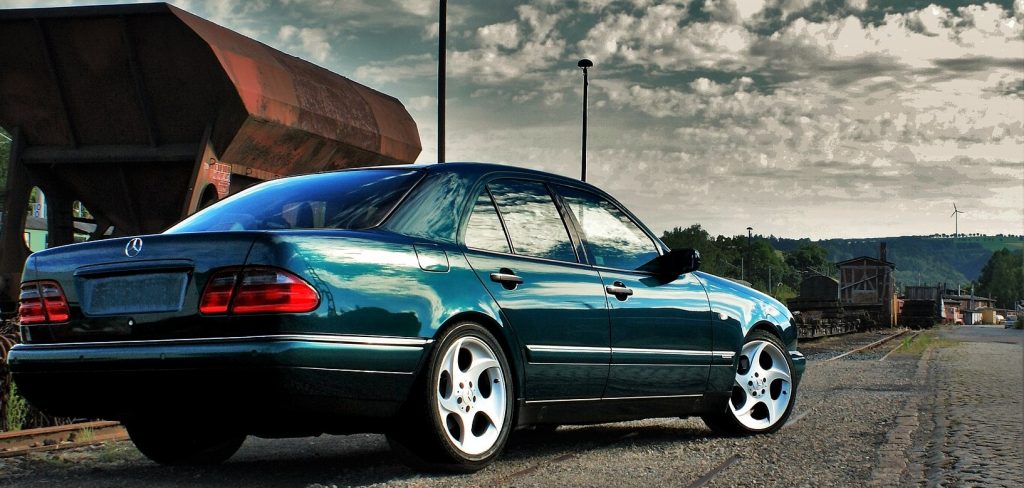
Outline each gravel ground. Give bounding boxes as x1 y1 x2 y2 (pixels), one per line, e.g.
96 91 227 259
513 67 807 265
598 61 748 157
0 329 952 487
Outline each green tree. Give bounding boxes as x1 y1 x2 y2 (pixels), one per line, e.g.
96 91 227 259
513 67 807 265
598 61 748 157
661 225 728 277
976 249 1023 309
785 243 829 274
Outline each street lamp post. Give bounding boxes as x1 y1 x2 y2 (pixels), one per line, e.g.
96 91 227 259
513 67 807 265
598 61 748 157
577 58 593 182
746 226 753 283
438 0 446 163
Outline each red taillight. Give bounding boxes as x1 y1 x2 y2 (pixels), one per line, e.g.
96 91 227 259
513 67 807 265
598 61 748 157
199 267 319 315
19 281 70 324
199 270 237 314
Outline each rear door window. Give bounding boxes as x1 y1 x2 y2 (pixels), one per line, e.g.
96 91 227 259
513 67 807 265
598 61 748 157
464 190 511 253
487 180 577 263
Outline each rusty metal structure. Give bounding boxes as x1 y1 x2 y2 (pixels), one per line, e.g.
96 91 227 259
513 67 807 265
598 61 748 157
0 3 422 311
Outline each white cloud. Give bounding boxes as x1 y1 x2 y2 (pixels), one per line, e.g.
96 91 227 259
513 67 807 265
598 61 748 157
580 6 762 71
447 5 568 83
277 25 332 63
846 0 868 11
405 95 437 111
397 0 434 17
477 21 519 49
771 5 1024 70
704 0 768 24
354 54 435 84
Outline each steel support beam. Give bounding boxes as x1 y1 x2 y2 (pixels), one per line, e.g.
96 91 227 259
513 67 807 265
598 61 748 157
19 144 198 164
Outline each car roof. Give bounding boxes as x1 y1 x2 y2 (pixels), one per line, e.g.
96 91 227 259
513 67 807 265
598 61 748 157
393 162 597 188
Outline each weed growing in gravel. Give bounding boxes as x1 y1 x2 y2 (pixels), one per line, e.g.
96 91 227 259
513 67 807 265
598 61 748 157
3 383 29 431
897 332 958 355
72 427 95 443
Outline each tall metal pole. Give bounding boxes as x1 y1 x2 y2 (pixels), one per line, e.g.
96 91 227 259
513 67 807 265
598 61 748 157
578 59 592 182
746 226 753 284
438 0 446 163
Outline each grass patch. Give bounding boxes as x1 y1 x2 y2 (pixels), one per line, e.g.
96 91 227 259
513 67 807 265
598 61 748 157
3 383 29 432
71 427 95 443
895 331 958 355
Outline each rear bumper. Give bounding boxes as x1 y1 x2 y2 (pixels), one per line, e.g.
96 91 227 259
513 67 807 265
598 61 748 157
8 334 430 427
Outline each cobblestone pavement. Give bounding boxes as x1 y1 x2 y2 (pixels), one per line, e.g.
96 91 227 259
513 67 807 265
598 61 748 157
907 325 1023 487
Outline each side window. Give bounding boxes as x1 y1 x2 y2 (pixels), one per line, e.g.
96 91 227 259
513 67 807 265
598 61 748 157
487 180 577 263
556 186 659 271
464 190 511 253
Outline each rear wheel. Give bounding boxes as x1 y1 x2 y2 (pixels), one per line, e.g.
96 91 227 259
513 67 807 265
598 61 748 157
702 330 796 435
126 420 245 465
387 322 513 472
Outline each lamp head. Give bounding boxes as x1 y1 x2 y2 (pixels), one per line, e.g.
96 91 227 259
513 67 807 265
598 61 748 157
577 58 593 69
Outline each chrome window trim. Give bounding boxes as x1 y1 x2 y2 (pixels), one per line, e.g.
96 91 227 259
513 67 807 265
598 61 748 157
14 334 432 350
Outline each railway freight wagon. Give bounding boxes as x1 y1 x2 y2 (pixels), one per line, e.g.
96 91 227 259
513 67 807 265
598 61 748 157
788 244 898 339
0 3 422 314
901 285 943 329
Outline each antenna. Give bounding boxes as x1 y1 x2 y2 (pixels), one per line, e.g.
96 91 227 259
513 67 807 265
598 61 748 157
950 203 965 238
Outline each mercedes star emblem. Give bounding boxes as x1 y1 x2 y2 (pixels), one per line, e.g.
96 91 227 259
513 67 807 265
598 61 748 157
125 237 143 257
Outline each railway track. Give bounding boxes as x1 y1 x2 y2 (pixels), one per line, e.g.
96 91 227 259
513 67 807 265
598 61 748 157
0 421 127 458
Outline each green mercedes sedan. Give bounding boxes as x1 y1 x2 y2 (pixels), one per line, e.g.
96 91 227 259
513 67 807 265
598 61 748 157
9 163 805 471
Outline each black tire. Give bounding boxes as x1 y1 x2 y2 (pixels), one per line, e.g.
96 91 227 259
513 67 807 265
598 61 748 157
702 330 797 436
126 420 245 465
387 322 514 472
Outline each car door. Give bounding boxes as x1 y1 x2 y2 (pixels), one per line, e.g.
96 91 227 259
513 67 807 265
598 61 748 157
554 185 712 398
461 179 610 401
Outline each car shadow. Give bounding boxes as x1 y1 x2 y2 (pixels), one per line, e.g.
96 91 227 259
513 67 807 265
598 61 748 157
24 420 714 487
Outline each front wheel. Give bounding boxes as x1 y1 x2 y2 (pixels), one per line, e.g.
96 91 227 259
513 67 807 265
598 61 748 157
387 322 513 472
702 330 796 435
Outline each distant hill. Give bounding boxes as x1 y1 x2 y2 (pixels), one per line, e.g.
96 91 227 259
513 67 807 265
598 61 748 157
768 235 1023 288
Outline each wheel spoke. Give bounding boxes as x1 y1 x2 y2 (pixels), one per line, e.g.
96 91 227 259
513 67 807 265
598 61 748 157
452 411 470 446
466 357 499 382
766 394 782 422
746 341 768 365
732 393 757 419
734 369 753 388
438 392 462 416
765 365 791 385
475 391 504 431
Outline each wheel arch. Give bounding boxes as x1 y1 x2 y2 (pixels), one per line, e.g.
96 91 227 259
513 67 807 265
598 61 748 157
428 310 525 403
747 320 783 340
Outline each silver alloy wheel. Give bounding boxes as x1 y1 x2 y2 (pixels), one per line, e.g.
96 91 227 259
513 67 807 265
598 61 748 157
729 338 793 430
435 336 507 456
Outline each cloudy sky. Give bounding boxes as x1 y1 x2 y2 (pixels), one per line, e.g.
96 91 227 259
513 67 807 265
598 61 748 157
6 0 1024 239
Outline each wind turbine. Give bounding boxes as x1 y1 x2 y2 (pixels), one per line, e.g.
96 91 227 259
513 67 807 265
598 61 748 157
951 203 965 238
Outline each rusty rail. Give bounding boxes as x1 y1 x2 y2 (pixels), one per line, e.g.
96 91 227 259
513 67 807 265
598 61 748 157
0 420 127 458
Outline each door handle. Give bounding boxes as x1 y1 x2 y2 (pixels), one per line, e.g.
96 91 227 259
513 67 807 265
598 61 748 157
490 268 523 290
606 281 633 300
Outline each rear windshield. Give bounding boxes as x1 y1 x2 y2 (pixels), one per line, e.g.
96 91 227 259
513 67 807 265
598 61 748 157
166 169 422 233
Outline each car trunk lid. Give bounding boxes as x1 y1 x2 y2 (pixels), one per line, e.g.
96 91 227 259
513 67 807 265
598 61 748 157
21 232 261 344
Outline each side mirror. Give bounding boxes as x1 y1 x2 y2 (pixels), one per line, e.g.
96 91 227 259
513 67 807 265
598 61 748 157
639 248 700 277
